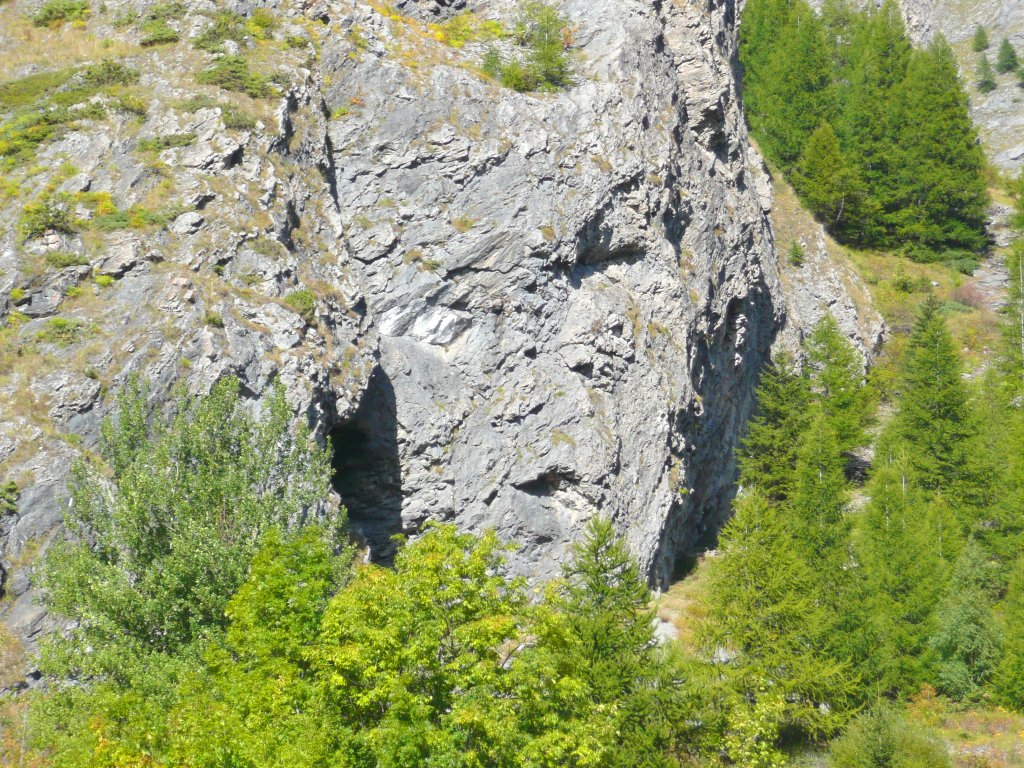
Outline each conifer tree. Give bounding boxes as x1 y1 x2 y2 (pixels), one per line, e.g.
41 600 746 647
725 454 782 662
1002 243 1024 386
756 0 836 168
892 37 989 251
977 54 997 93
737 353 814 502
928 541 1002 700
854 457 947 694
794 123 866 233
702 491 856 737
972 25 989 52
996 37 1020 73
995 556 1024 710
836 0 911 244
739 0 796 136
806 314 871 455
891 298 977 498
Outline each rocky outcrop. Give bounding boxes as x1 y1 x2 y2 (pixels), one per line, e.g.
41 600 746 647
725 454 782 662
0 0 875 671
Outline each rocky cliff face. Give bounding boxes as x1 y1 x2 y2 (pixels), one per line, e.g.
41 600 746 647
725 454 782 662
0 0 869 664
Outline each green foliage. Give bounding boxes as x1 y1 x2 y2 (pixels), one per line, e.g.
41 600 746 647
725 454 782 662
36 317 87 346
193 11 246 51
972 25 990 52
701 491 857 738
890 297 977 497
196 55 269 98
135 132 195 152
787 239 806 266
794 123 865 233
483 2 573 92
995 556 1024 710
32 0 89 27
828 706 952 768
737 352 814 501
0 68 75 110
81 59 139 88
283 289 316 323
806 313 871 454
19 195 74 241
44 251 89 269
928 542 1002 700
977 54 997 93
996 37 1019 74
139 18 180 46
741 0 987 251
37 377 337 681
0 480 18 515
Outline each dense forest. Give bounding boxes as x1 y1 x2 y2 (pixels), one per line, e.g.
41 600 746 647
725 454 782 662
741 0 990 258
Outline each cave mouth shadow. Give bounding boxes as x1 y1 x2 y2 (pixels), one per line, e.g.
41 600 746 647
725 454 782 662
329 366 402 563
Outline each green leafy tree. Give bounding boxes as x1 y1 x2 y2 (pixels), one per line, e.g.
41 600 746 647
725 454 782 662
977 53 997 93
892 38 989 251
996 37 1020 73
972 25 989 52
806 313 871 455
701 491 856 738
828 706 952 768
928 542 1002 700
995 556 1024 710
737 353 814 502
39 376 337 680
794 122 867 233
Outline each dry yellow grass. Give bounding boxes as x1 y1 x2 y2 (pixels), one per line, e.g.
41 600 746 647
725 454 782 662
0 6 140 81
655 553 715 652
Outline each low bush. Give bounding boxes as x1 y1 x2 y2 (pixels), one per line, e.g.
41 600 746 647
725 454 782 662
828 707 951 768
44 251 89 269
19 196 75 241
196 55 268 98
136 133 195 152
81 60 139 88
139 18 179 46
481 2 573 92
194 12 246 51
36 317 86 346
32 0 89 27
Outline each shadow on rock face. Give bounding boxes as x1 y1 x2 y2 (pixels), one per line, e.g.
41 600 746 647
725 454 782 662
330 366 403 563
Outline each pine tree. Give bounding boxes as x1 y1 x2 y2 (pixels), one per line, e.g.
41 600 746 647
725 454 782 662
972 25 989 52
854 457 948 694
1002 242 1024 386
755 0 836 168
996 37 1019 73
794 122 867 233
891 297 977 498
995 556 1024 710
929 541 1002 700
805 313 871 455
977 54 997 93
835 0 911 245
893 37 989 251
739 0 797 135
702 491 856 737
737 352 814 502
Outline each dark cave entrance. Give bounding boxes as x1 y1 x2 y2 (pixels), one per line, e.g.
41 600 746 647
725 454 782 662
329 367 402 562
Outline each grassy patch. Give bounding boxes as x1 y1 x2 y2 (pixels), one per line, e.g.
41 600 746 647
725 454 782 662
283 289 316 323
429 12 505 49
0 68 76 110
36 316 88 346
194 12 246 52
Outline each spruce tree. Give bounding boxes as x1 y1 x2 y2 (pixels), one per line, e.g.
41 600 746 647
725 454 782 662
794 122 866 233
996 37 1020 74
893 37 989 251
972 25 989 52
756 0 836 168
928 541 1002 700
739 0 795 130
737 352 814 502
805 314 871 455
977 54 997 93
995 556 1024 710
